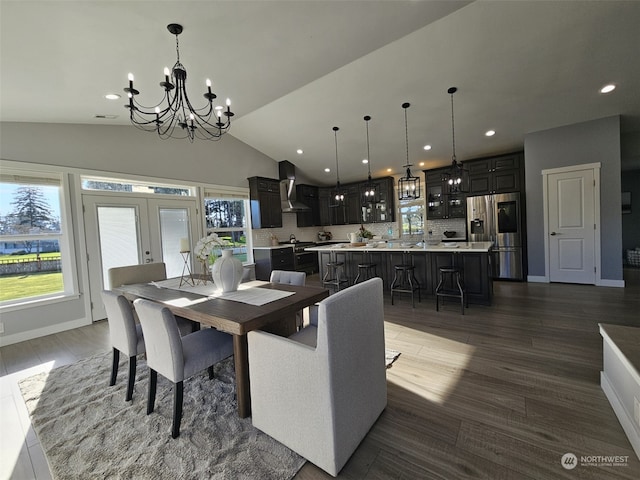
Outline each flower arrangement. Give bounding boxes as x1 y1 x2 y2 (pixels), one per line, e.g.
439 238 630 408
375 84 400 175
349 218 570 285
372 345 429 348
359 224 374 239
194 233 229 265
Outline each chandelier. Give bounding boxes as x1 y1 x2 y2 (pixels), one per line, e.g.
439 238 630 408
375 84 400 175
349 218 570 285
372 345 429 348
123 23 234 142
441 87 468 193
329 126 346 207
398 102 421 200
361 115 379 204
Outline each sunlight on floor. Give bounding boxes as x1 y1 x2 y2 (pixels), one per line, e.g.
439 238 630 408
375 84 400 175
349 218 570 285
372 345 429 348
386 330 475 405
0 360 56 478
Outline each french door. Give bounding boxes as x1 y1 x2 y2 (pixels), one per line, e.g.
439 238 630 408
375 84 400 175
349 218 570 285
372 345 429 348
83 194 199 321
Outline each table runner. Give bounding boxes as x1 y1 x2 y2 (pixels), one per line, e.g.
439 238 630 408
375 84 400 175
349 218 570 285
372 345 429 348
149 278 295 306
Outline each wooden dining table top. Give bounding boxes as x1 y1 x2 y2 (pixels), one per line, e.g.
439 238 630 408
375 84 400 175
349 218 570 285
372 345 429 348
115 279 330 336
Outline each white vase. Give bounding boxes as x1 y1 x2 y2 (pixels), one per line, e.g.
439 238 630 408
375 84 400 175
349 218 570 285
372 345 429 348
211 249 243 293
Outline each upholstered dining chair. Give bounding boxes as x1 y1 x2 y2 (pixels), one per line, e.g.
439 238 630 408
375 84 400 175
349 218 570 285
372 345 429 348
133 298 234 439
107 262 197 335
247 277 387 476
101 289 144 401
270 270 306 329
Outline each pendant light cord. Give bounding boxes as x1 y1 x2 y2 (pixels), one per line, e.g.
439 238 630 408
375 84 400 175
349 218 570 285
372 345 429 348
450 89 457 163
404 107 410 167
365 116 372 178
333 126 340 185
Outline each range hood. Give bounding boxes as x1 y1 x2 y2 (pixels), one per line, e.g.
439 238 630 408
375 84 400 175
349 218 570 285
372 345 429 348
279 160 310 213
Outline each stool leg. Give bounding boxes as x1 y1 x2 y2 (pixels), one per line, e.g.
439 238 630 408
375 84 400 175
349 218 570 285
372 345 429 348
390 269 401 305
406 270 415 308
435 276 443 311
456 272 465 315
354 268 361 285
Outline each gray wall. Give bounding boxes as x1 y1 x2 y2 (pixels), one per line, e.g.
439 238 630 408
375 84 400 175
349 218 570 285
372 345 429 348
0 122 278 186
621 169 640 255
0 121 279 343
524 116 622 281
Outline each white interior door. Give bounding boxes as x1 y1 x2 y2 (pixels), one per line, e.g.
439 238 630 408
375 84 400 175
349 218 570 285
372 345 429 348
83 194 198 320
546 167 597 284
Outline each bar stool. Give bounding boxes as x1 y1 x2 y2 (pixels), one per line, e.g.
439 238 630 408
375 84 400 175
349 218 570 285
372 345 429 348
390 253 421 308
354 251 377 285
323 251 348 292
435 266 467 314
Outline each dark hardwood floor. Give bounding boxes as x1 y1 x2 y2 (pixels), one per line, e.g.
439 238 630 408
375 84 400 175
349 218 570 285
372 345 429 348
2 268 639 479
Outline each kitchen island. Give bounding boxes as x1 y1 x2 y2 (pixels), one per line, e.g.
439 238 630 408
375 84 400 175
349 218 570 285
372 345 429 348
306 241 494 305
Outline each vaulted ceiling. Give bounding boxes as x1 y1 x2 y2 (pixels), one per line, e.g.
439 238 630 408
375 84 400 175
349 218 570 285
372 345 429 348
2 1 639 183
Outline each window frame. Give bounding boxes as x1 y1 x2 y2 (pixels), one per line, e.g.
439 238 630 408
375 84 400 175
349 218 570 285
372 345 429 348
0 166 79 310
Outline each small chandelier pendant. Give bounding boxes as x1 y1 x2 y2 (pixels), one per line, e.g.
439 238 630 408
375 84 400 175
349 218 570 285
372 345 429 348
398 102 421 201
361 115 379 205
124 23 234 142
442 87 469 194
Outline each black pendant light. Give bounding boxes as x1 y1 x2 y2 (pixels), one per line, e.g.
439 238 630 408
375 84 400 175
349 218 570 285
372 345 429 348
398 102 421 200
329 126 345 207
442 87 469 193
361 115 379 204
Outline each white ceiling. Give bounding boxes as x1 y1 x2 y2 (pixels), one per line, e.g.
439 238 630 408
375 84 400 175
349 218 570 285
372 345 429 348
2 0 640 184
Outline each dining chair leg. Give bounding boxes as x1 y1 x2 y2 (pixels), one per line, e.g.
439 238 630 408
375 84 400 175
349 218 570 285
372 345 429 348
125 355 137 401
171 381 183 439
208 365 215 380
147 369 157 415
110 347 120 386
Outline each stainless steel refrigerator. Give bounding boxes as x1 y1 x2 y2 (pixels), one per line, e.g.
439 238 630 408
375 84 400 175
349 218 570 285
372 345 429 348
467 192 524 280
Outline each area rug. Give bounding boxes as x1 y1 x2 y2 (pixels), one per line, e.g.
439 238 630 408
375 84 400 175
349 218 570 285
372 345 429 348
19 353 305 480
385 349 401 368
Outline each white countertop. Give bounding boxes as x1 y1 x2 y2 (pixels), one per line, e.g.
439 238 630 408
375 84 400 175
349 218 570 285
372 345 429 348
305 241 493 253
253 244 296 250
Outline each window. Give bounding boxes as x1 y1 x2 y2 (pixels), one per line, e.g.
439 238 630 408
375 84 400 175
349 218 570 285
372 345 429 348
81 175 195 197
203 189 252 264
0 170 75 304
399 198 424 236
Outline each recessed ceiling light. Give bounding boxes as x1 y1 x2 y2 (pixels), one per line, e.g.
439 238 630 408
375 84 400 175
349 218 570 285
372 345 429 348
387 168 392 173
485 130 496 137
324 168 331 173
362 159 368 164
419 162 425 167
105 93 120 100
423 145 432 151
296 149 303 155
600 84 616 94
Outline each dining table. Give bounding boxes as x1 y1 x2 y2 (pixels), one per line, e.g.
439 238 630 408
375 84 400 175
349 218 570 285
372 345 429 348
115 277 329 418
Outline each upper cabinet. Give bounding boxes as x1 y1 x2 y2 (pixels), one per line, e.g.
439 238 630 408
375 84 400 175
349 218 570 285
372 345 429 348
467 153 523 195
248 177 282 229
295 184 321 227
425 168 466 219
317 177 396 226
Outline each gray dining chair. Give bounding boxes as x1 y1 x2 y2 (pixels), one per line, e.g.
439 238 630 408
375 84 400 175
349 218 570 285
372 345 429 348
133 298 234 438
101 289 144 401
107 262 198 335
270 270 306 329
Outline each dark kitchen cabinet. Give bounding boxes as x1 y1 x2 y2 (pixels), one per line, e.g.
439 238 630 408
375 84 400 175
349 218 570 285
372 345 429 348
248 177 282 229
253 247 294 280
467 153 523 195
362 177 396 224
318 187 333 226
425 168 465 219
296 184 321 227
429 251 492 305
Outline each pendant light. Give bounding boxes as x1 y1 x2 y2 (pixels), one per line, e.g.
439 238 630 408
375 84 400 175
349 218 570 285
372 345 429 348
329 126 345 207
361 115 379 204
398 102 421 200
442 87 469 193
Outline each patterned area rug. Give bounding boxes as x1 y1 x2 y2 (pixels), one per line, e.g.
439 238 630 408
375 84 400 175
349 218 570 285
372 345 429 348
19 353 304 480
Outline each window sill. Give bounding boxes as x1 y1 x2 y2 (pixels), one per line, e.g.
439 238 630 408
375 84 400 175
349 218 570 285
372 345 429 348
0 292 82 313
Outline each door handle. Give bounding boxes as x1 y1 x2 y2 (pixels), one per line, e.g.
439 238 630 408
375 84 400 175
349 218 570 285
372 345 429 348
550 232 557 236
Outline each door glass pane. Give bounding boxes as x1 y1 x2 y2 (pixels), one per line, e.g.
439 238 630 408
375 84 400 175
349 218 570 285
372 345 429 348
97 206 139 287
159 208 190 278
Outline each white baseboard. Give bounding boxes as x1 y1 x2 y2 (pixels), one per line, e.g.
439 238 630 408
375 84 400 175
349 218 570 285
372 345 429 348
0 317 91 347
601 372 640 460
598 279 625 288
527 275 548 283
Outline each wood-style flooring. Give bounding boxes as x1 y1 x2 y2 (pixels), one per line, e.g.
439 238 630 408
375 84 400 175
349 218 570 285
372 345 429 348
2 269 639 479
